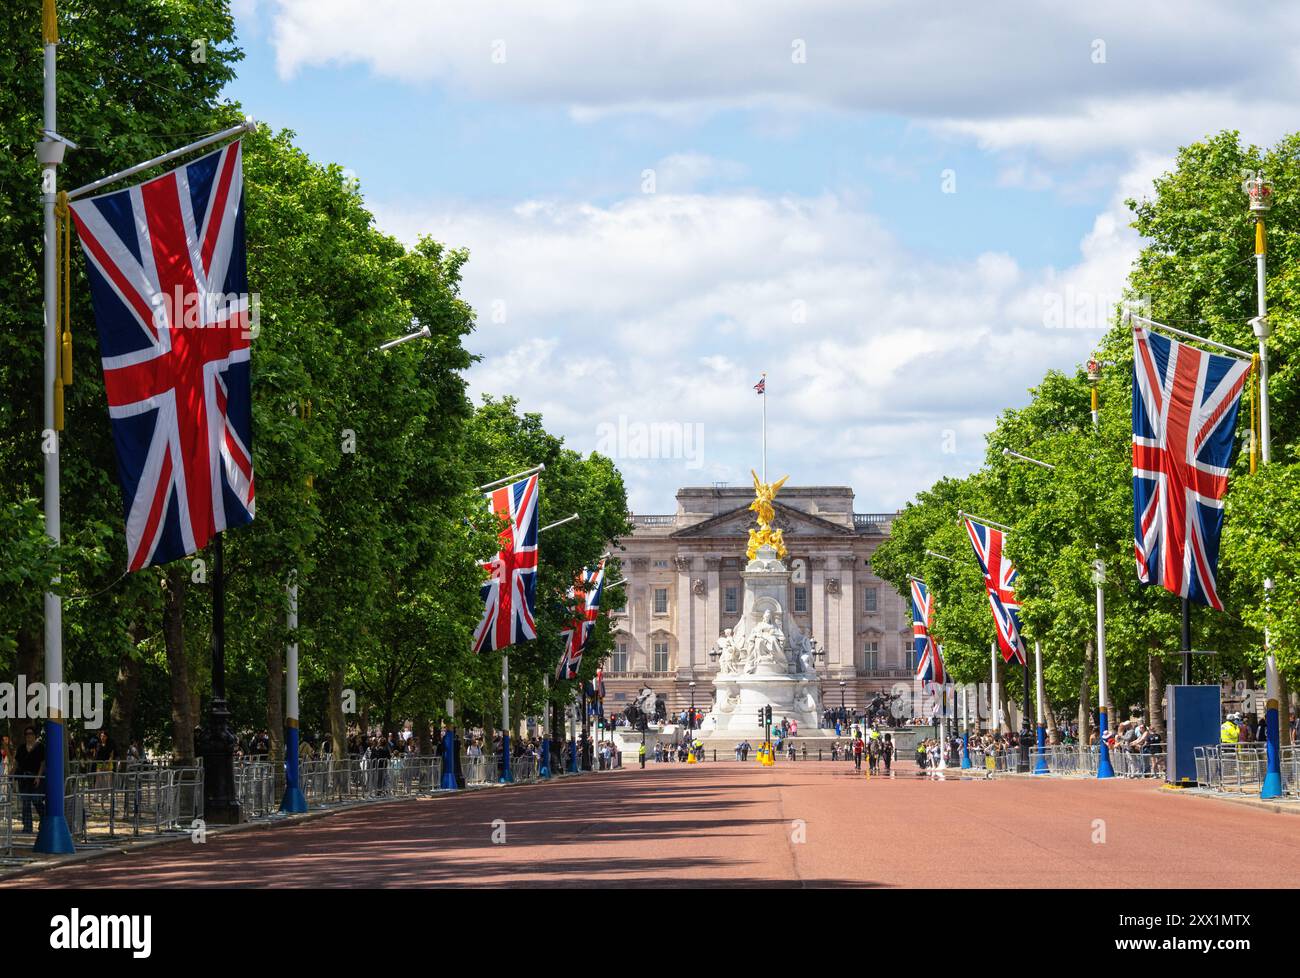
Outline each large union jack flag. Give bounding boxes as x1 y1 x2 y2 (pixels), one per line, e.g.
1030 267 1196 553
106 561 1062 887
472 474 540 653
964 519 1027 664
69 141 254 571
911 577 945 685
557 559 607 680
1132 323 1250 610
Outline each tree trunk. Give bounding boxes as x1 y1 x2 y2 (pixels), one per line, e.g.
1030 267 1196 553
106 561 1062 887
161 567 195 761
11 627 41 749
266 640 284 774
109 628 143 751
414 713 431 756
327 666 347 759
1079 639 1093 740
1147 650 1164 734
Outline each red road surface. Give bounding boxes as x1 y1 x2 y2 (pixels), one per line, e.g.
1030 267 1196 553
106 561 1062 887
8 762 1299 888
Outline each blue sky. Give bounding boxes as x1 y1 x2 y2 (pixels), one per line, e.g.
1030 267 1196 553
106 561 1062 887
224 1 1298 512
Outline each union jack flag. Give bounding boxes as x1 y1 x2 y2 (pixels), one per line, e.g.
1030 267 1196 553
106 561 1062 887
1132 323 1250 610
557 559 607 680
69 142 254 571
964 519 1027 664
754 376 765 395
472 474 540 653
911 578 945 685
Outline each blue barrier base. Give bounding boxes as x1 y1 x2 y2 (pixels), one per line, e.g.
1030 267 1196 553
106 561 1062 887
498 733 513 783
280 785 307 813
538 737 551 778
1034 725 1049 774
35 814 75 855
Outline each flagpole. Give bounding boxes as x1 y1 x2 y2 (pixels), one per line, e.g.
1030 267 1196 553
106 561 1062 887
280 571 306 812
1034 641 1048 774
34 0 74 855
539 674 552 779
761 372 767 482
1246 173 1272 464
1095 557 1114 778
65 119 257 201
991 641 999 737
198 532 243 822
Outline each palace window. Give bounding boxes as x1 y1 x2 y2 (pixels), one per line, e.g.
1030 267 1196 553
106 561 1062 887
905 644 917 671
653 641 670 673
653 587 669 614
652 559 669 569
864 587 878 613
794 586 808 613
612 643 628 672
864 642 879 671
724 586 738 614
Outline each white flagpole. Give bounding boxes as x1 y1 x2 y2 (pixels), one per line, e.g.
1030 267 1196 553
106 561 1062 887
761 372 767 482
35 0 74 854
991 641 1000 735
66 119 257 201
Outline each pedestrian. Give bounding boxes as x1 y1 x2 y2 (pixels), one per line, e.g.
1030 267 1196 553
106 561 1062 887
853 736 863 771
16 726 46 833
638 742 646 769
882 734 893 776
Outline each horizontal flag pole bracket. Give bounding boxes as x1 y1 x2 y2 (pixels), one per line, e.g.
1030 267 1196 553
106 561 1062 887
1002 448 1055 470
959 510 1015 533
476 464 545 493
1127 313 1252 361
539 512 580 534
67 118 258 201
375 322 430 352
924 549 955 563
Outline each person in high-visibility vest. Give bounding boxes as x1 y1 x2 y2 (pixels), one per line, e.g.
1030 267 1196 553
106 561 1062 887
1221 714 1241 745
638 743 647 768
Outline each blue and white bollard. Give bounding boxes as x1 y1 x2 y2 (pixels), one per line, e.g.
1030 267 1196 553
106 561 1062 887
280 577 307 813
440 727 458 790
1262 654 1283 799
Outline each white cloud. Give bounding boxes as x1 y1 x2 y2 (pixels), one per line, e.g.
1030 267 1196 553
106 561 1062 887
264 0 1300 155
371 153 1159 511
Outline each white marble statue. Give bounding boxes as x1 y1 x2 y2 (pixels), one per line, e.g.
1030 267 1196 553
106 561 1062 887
750 610 784 670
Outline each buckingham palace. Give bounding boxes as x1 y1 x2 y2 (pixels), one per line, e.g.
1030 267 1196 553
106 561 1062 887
601 484 911 716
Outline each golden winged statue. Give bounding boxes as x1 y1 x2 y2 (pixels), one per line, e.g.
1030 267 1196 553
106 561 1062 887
746 470 789 560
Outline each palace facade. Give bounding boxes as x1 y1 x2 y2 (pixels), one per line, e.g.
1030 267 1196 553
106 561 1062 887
602 485 911 717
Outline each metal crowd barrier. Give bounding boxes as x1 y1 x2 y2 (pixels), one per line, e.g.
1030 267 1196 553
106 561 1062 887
61 761 203 842
0 776 12 856
234 759 277 816
1194 744 1298 795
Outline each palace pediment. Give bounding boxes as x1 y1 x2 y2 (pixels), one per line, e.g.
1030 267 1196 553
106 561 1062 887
670 502 856 541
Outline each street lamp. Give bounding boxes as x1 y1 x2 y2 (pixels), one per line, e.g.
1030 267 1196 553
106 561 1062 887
1004 446 1114 779
1244 170 1273 465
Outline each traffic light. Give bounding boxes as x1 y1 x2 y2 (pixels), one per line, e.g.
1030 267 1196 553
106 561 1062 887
764 705 773 724
757 709 765 726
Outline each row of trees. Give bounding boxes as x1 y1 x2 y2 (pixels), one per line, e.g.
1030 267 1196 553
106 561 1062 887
0 1 630 763
872 130 1298 734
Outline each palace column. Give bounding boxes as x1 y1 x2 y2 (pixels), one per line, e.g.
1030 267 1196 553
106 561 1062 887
675 556 695 680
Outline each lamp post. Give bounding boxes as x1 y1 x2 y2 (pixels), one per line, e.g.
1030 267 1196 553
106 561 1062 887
1002 447 1113 779
1244 171 1272 465
688 680 696 731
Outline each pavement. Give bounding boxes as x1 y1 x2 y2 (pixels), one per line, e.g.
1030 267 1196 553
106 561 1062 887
5 761 1299 888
